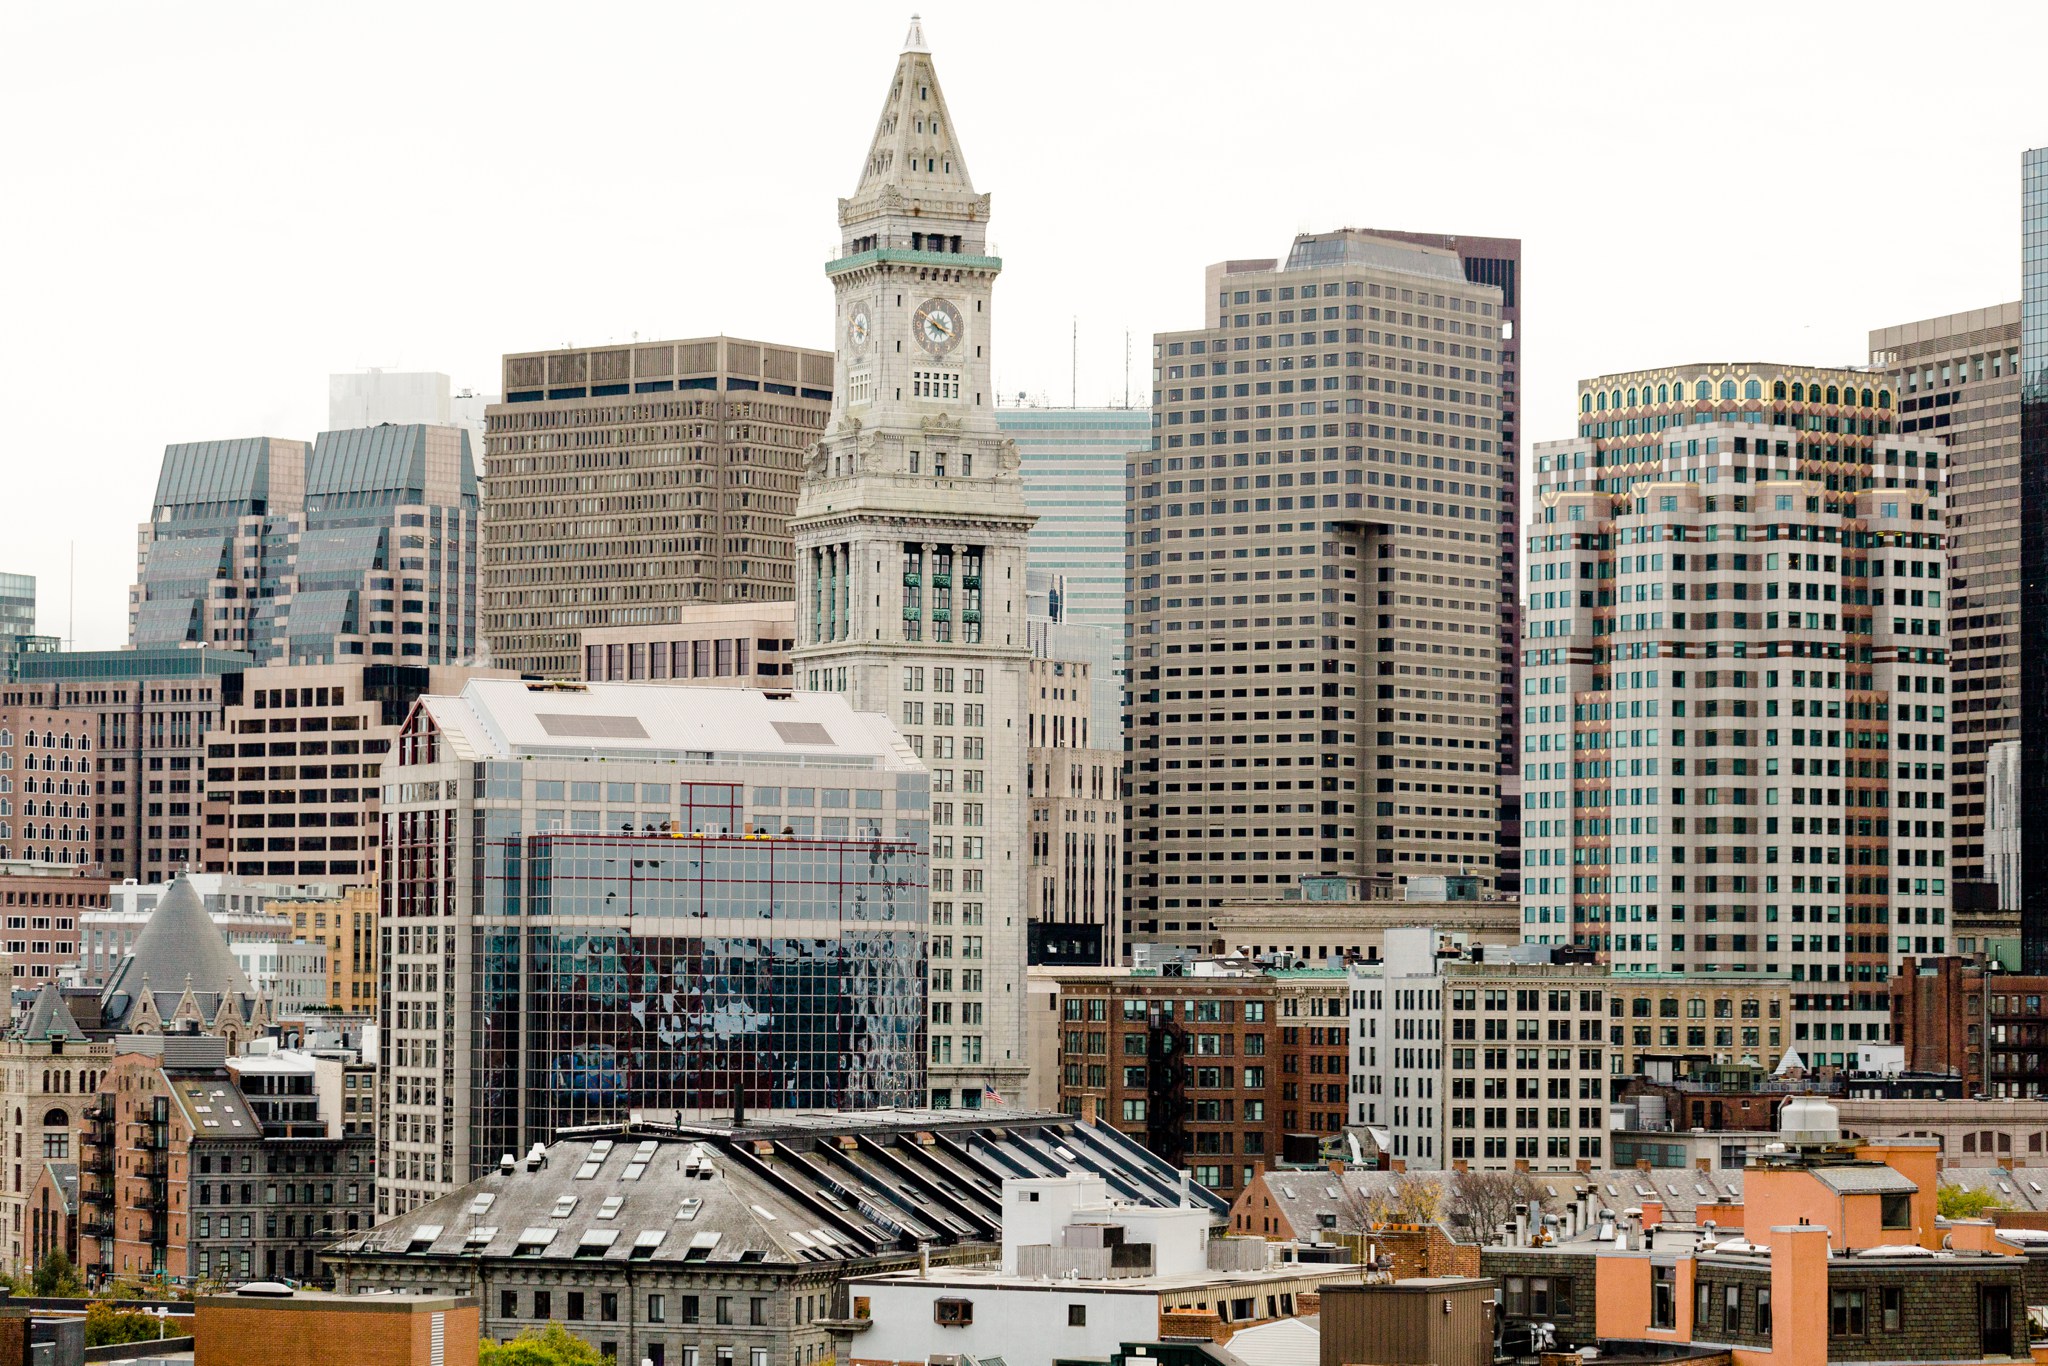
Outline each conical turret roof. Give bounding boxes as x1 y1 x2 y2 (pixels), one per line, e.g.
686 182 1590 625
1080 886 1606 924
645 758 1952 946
100 874 251 1023
19 982 80 1041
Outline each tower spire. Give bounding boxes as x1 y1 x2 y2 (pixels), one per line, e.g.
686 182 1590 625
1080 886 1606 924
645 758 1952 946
902 13 928 53
849 17 977 211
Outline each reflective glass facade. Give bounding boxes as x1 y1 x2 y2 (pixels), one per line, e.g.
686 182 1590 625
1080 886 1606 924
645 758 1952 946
472 834 925 1164
2020 148 2048 968
997 407 1148 634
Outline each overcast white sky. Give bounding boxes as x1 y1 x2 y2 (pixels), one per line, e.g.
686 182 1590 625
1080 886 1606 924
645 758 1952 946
3 1 2043 650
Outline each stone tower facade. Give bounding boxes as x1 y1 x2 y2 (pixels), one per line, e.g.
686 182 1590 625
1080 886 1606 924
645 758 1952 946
792 18 1034 1107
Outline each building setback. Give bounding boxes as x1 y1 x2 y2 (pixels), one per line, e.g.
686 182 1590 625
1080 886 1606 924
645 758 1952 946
482 337 832 679
1526 363 1950 1064
578 602 798 688
1869 305 2021 900
377 679 930 1215
791 23 1034 1107
1125 230 1510 949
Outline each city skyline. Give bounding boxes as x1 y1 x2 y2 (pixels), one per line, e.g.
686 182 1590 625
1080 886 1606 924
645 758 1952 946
3 2 2041 649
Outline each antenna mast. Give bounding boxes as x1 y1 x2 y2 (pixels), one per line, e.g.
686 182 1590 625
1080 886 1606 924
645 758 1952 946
1124 330 1131 410
1070 317 1078 407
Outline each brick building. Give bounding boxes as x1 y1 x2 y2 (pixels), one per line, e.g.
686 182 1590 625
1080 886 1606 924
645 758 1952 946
1050 963 1349 1197
0 861 112 986
1891 955 2048 1097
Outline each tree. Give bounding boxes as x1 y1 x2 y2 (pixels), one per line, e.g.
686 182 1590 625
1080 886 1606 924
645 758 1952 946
1938 1185 2001 1219
1446 1169 1549 1242
30 1249 85 1298
480 1323 613 1366
84 1302 165 1347
1353 1173 1447 1231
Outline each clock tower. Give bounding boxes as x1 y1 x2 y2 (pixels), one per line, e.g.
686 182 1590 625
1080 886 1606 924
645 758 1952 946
793 16 1035 1109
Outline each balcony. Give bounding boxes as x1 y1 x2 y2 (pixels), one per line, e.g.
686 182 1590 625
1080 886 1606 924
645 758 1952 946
82 1150 113 1178
80 1217 113 1241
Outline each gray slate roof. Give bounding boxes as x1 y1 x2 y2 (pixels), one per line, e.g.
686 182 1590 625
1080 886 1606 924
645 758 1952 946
19 982 81 1041
333 1112 1224 1270
99 874 254 1030
1810 1165 1919 1195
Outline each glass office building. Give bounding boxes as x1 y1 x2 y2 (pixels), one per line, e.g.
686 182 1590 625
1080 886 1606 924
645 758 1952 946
473 832 925 1163
997 407 1148 634
377 678 929 1215
2021 147 2048 968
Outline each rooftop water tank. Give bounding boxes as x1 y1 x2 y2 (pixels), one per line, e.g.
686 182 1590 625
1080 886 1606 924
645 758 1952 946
1778 1095 1841 1144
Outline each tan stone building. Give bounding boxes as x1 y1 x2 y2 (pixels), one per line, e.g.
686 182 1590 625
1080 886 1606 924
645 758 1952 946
274 885 378 1011
1604 975 1793 1075
577 601 796 687
1147 874 1521 964
201 662 509 883
0 985 112 1275
1027 656 1119 966
1126 231 1511 944
1868 305 2021 894
482 337 831 678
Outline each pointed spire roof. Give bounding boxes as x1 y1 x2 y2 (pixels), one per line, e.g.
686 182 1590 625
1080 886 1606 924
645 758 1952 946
20 982 80 1042
848 17 979 214
100 874 252 1025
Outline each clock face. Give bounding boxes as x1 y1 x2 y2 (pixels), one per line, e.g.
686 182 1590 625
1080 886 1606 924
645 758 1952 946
848 309 870 350
914 297 963 355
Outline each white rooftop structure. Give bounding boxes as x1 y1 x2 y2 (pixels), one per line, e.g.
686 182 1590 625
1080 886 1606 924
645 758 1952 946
418 680 923 772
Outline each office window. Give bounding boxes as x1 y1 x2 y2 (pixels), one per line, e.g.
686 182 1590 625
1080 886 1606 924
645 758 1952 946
1756 1287 1771 1336
1651 1266 1675 1329
1724 1284 1740 1334
1068 1305 1087 1327
1831 1290 1865 1337
1881 1286 1903 1333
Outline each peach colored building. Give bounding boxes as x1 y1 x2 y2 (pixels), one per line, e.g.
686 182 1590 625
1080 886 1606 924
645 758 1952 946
1489 1097 2041 1366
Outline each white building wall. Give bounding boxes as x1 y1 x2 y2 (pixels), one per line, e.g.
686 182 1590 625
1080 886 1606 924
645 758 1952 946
854 1281 1159 1366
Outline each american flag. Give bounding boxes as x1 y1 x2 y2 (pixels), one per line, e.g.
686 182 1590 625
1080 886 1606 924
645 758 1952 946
982 1083 1005 1106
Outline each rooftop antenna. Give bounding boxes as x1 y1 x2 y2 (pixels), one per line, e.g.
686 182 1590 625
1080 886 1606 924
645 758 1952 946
1071 317 1078 407
66 541 74 650
1124 330 1132 410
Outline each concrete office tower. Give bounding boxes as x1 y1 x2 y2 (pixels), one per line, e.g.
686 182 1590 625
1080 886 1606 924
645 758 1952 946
1988 740 2020 913
997 406 1148 632
1359 230 1524 888
1125 230 1509 945
129 438 307 656
791 18 1035 1109
1028 569 1119 738
2022 147 2048 970
12 647 253 883
200 662 511 883
376 679 929 1213
1869 304 2021 900
578 601 798 686
481 337 833 679
1525 365 1950 1064
1026 656 1120 967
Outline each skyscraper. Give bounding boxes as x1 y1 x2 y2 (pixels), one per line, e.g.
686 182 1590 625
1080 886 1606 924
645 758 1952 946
0 572 53 682
1868 304 2020 898
128 426 480 666
481 337 832 679
2021 146 2048 967
791 18 1035 1107
1525 363 1949 1061
1123 230 1510 948
996 406 1148 633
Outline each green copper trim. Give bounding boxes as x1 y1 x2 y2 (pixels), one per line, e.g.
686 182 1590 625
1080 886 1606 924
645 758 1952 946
825 247 1003 277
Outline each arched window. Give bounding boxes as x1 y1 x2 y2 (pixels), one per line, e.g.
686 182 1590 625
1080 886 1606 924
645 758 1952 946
1791 382 1805 401
1611 389 1622 410
1826 385 1840 404
1581 393 1592 413
1627 387 1639 406
1720 380 1737 400
41 1108 65 1129
1694 380 1711 400
1657 384 1669 403
1596 391 1607 411
1745 379 1762 400
1773 380 1787 400
1860 387 1874 407
1879 390 1892 408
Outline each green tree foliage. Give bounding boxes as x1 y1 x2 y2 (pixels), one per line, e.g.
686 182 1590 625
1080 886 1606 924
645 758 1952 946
30 1249 85 1298
1938 1185 2001 1219
479 1323 612 1366
84 1302 167 1347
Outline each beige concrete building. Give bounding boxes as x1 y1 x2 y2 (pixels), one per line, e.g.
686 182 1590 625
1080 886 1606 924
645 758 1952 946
481 337 832 678
1145 874 1521 964
1352 931 1608 1171
201 662 509 882
0 985 113 1275
1869 305 2022 894
577 601 797 686
791 27 1034 1107
1526 364 1950 1065
1126 231 1510 945
1026 656 1119 965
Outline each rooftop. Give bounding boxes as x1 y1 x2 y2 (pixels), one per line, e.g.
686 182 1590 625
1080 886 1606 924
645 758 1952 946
419 680 921 771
